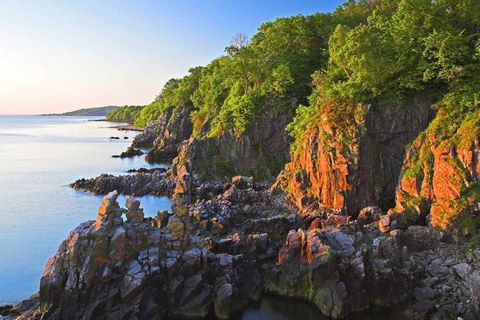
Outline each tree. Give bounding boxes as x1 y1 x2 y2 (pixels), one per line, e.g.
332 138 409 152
230 33 249 49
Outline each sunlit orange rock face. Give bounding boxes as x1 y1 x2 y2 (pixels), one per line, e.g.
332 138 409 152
394 115 480 229
275 96 436 217
392 107 480 229
282 125 355 214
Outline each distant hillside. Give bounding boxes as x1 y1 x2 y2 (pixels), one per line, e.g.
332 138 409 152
43 106 119 116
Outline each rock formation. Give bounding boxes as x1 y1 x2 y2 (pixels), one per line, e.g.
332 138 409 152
274 94 437 216
71 169 173 196
130 107 193 164
171 109 293 181
112 146 144 159
7 175 480 319
145 107 193 164
7 180 295 319
392 109 480 229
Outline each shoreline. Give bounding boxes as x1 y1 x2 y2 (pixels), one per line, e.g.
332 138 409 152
6 167 480 319
87 118 144 132
112 124 144 132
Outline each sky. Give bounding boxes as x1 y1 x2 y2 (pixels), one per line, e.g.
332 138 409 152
0 0 344 115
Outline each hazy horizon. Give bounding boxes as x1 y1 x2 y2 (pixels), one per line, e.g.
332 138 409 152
0 0 342 115
0 105 120 116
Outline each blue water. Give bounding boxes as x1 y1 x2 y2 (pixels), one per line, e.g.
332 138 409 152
0 115 172 304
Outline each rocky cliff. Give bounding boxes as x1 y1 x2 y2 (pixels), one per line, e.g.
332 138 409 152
129 102 292 179
171 109 292 181
275 94 437 216
131 107 193 163
392 107 480 230
11 180 296 319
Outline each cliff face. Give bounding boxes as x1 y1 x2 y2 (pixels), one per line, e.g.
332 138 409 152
146 107 193 163
276 94 437 216
392 108 480 229
132 107 193 163
132 105 291 178
172 109 292 181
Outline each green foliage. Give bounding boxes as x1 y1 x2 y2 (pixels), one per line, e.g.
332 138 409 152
123 12 340 133
106 105 142 123
467 234 480 251
193 13 338 137
286 103 319 149
128 3 375 135
457 215 479 237
190 57 232 136
208 83 257 138
261 63 294 97
133 67 203 127
288 0 480 160
322 0 480 102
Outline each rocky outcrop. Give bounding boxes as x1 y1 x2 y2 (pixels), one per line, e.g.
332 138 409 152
130 107 193 163
112 146 144 159
269 220 404 318
131 118 168 149
126 167 167 174
274 94 438 216
2 294 40 319
10 177 297 319
392 109 480 229
9 184 480 319
71 169 174 196
266 220 480 319
172 109 292 181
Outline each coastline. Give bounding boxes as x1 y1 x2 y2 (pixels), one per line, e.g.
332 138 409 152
86 118 144 132
1 114 479 320
0 116 171 309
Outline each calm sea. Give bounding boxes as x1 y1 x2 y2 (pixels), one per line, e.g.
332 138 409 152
0 115 171 304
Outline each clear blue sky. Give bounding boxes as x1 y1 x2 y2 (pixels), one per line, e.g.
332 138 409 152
0 0 344 114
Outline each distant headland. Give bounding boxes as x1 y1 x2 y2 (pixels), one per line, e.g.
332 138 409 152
41 106 119 117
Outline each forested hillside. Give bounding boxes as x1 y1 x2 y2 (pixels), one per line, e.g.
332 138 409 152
128 0 479 230
106 105 143 122
280 0 479 230
44 106 119 116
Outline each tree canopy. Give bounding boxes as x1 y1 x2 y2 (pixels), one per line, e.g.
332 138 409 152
288 0 480 149
117 0 479 155
106 105 143 123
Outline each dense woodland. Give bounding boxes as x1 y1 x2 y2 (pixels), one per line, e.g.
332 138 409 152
288 0 479 152
110 0 479 147
106 105 142 123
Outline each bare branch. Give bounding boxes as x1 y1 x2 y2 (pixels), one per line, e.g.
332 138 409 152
230 33 249 49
